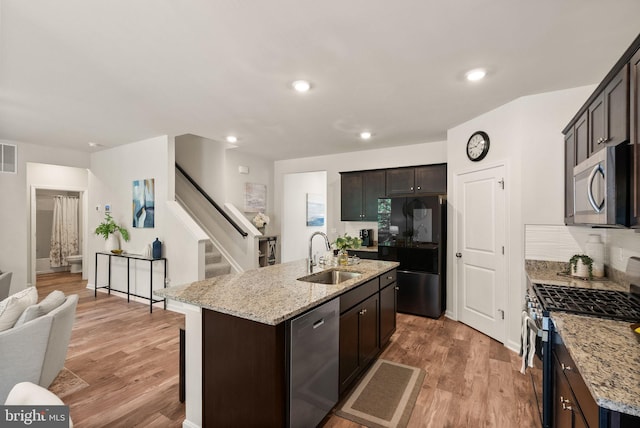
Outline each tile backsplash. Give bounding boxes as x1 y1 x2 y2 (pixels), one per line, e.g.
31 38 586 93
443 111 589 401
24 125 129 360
525 224 640 272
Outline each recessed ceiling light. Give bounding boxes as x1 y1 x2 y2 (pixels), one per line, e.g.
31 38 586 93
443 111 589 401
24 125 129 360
360 131 372 140
226 135 238 143
466 69 486 82
292 80 311 93
87 142 102 147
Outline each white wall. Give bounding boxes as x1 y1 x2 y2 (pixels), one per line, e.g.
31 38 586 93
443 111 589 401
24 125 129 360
88 135 202 297
282 171 327 263
175 134 226 204
225 149 274 227
446 84 597 351
0 140 89 292
274 141 448 249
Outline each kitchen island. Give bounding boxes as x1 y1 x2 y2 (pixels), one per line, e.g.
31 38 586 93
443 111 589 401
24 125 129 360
156 258 399 428
526 262 640 426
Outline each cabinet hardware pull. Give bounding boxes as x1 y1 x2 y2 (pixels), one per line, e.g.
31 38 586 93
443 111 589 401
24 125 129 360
387 276 393 280
395 286 399 290
313 319 325 329
410 187 414 191
562 402 573 411
359 309 366 315
561 363 572 371
417 186 421 190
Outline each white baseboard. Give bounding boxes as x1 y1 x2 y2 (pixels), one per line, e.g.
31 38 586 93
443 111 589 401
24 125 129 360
182 419 200 428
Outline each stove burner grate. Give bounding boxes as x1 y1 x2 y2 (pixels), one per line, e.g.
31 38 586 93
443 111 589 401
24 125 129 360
533 284 640 322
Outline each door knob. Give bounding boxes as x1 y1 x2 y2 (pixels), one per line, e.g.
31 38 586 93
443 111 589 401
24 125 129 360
456 252 462 258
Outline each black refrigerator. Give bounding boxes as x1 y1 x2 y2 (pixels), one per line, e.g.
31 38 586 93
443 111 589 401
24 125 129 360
377 196 446 318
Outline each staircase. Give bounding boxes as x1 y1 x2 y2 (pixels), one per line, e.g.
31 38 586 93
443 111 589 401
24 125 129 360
205 240 231 279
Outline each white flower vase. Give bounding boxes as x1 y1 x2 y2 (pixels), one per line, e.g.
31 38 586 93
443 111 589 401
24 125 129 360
105 234 120 252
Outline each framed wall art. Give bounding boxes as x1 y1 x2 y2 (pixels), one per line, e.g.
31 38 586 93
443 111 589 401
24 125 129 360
133 178 155 228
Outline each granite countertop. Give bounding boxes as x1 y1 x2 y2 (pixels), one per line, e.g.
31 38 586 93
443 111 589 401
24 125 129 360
156 259 398 326
525 261 640 417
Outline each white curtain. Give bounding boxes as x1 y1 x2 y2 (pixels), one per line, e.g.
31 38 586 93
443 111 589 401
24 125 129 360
50 196 79 267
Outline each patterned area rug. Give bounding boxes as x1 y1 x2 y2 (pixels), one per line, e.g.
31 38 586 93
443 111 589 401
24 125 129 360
336 359 425 428
48 367 89 399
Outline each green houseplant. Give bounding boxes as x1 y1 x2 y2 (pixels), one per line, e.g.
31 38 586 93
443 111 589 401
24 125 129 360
95 213 130 251
332 233 362 266
568 254 593 279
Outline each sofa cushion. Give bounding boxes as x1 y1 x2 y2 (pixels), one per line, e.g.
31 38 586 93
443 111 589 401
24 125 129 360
0 287 38 332
14 290 66 327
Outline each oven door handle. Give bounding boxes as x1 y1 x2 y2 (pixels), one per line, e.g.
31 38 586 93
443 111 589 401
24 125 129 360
587 164 605 213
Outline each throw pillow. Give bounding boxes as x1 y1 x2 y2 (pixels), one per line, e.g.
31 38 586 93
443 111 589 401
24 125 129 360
13 290 66 327
0 286 38 332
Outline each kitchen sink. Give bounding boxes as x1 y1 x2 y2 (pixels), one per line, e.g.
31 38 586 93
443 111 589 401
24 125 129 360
297 269 362 285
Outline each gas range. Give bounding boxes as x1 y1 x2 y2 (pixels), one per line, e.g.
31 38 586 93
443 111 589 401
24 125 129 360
531 283 640 323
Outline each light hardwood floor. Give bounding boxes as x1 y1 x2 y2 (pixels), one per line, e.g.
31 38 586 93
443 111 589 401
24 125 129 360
37 272 541 428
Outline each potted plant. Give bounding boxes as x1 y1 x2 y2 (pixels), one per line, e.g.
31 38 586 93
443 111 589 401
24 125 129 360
568 254 593 279
95 213 130 252
332 233 362 266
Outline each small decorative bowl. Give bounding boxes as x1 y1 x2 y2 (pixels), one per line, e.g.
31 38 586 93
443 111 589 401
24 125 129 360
111 249 124 255
631 323 640 344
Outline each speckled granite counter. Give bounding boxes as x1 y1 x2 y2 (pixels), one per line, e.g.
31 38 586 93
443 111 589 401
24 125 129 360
525 261 640 417
156 259 398 325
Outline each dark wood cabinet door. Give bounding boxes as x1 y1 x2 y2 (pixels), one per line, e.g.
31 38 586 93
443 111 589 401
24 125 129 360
379 282 396 345
588 93 606 156
575 111 589 165
339 306 361 393
386 168 415 195
358 294 380 368
631 49 640 226
564 127 576 224
341 172 364 221
415 164 447 194
604 64 629 147
362 170 385 221
553 358 576 428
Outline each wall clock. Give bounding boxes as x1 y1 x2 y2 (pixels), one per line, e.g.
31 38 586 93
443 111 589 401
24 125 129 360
466 131 490 162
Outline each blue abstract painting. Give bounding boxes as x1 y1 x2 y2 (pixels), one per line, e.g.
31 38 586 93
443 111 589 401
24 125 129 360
133 178 155 228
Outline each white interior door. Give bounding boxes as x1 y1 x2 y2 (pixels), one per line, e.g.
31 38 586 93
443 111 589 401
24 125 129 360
456 165 506 343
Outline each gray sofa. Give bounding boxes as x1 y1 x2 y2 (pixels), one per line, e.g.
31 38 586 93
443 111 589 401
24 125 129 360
0 293 78 402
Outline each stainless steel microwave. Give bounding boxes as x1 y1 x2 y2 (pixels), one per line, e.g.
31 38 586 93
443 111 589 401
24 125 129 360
573 143 630 226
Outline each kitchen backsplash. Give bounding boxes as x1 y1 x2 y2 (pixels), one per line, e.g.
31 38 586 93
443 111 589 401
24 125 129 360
525 224 640 273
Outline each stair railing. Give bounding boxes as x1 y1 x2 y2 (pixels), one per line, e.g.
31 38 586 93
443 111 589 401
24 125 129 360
175 163 248 238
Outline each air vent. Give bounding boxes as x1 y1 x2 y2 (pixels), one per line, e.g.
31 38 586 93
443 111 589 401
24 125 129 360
1 143 17 174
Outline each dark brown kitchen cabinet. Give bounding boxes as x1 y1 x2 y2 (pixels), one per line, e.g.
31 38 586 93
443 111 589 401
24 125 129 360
415 164 447 194
379 281 397 346
564 126 576 224
339 292 379 393
340 170 385 221
553 356 588 428
386 167 415 195
588 65 629 156
386 164 447 196
564 111 588 224
631 48 640 227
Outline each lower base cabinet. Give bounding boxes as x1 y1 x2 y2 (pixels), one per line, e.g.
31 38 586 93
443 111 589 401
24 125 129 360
339 293 379 393
553 333 640 428
379 282 397 345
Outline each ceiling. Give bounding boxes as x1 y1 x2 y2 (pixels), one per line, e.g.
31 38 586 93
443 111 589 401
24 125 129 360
1 1 640 161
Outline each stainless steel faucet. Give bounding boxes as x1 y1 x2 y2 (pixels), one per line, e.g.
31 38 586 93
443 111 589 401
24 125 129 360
308 231 331 273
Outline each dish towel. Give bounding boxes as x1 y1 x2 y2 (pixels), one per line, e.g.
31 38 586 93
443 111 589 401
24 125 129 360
519 310 537 374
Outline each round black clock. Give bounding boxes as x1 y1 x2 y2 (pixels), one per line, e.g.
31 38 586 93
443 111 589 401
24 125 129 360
466 131 490 162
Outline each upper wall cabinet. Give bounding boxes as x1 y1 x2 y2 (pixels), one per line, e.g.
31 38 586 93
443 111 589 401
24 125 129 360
562 33 639 227
588 65 629 156
631 48 640 226
340 170 385 221
386 164 447 196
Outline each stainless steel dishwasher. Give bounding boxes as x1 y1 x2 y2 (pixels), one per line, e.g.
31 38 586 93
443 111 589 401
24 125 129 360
289 298 339 428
